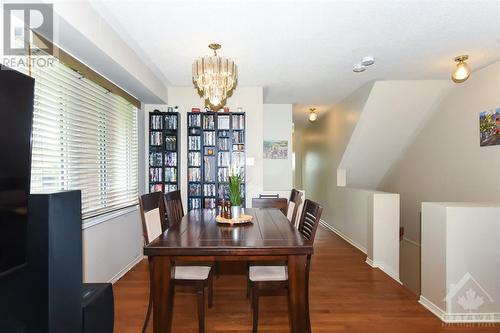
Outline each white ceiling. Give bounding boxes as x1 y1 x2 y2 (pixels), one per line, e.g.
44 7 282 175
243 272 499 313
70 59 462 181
90 0 500 126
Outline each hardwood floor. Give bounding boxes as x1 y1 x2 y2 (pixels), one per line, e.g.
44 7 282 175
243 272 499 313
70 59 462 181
113 227 499 333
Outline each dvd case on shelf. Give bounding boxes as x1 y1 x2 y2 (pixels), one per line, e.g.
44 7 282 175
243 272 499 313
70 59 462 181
218 115 230 130
188 167 201 182
165 152 177 166
149 152 162 166
188 136 201 150
150 131 162 146
189 183 201 196
165 184 177 193
203 131 216 146
188 152 202 167
165 167 177 182
165 115 177 130
151 115 163 130
188 113 201 127
203 114 215 129
232 114 245 129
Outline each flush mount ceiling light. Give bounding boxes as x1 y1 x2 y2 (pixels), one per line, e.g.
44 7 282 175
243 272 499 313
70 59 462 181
353 63 366 73
353 56 375 73
192 43 238 110
308 108 318 123
451 55 471 83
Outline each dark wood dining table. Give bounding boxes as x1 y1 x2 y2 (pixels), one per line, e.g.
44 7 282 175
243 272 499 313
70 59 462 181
143 207 313 333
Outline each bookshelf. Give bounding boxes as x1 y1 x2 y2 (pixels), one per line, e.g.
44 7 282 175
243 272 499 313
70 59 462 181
148 110 180 193
187 111 246 211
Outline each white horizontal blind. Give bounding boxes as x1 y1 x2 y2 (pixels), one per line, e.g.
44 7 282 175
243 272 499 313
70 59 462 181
26 56 138 218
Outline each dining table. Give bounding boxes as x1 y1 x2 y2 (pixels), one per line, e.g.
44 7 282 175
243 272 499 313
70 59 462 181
143 207 313 333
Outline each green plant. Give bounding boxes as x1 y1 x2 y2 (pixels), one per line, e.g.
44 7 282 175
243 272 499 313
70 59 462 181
228 174 242 206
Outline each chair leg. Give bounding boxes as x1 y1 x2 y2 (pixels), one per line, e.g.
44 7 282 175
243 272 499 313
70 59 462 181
208 272 214 308
251 282 259 333
142 289 153 333
246 262 251 299
197 283 205 333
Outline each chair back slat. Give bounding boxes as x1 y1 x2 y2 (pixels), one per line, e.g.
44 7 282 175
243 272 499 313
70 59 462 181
252 197 288 215
287 189 303 226
297 199 323 243
139 192 166 244
164 190 184 226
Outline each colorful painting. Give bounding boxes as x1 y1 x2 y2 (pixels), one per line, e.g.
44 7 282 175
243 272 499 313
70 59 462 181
480 108 500 146
263 140 288 159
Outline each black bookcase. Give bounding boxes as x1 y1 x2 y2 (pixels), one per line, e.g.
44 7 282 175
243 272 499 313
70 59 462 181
187 111 246 211
148 110 180 193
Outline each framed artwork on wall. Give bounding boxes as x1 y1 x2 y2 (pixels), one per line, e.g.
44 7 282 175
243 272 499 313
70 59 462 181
479 108 500 146
263 140 288 159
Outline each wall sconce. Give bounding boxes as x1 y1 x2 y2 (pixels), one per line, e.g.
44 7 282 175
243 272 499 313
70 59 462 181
308 108 318 123
451 55 471 83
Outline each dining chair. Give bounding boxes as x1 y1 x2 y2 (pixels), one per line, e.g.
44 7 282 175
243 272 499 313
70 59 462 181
248 199 323 333
164 190 184 226
287 189 303 227
139 192 213 333
258 193 279 198
251 197 288 216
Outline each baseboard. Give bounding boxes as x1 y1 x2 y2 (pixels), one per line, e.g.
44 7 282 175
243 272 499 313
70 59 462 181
419 296 500 323
320 220 367 254
107 255 144 284
365 258 402 284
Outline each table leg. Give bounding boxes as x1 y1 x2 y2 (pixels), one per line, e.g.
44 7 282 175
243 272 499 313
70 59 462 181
152 256 174 333
287 254 309 333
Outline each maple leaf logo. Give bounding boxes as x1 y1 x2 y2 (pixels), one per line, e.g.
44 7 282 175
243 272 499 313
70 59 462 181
457 288 485 311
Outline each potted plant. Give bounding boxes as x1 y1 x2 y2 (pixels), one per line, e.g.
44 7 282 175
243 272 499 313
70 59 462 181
228 173 243 219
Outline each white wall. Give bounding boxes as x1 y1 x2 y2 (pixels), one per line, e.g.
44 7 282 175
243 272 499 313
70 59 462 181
339 81 450 189
382 60 500 294
263 104 293 191
420 202 500 322
163 87 264 208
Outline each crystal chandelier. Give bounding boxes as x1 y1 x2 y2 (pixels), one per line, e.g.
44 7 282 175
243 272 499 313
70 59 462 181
192 43 238 110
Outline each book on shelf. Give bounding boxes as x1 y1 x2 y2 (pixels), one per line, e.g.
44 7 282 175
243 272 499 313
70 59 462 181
203 131 216 146
164 114 177 130
165 136 176 150
218 184 229 199
188 136 201 150
232 144 245 152
150 167 162 182
217 167 229 183
164 152 177 166
203 184 216 197
188 152 202 166
217 152 230 167
204 198 216 209
151 115 163 130
165 167 177 182
232 114 245 129
149 152 162 166
150 184 163 192
189 198 202 209
188 113 201 127
202 114 215 129
188 167 201 182
189 183 201 196
218 138 230 151
217 115 230 130
150 132 162 145
232 131 244 144
165 184 178 193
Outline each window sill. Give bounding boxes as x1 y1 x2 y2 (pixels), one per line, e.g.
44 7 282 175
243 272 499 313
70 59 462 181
82 205 139 230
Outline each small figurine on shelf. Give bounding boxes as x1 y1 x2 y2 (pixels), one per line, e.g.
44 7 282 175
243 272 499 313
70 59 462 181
223 106 229 113
220 199 226 218
226 201 232 219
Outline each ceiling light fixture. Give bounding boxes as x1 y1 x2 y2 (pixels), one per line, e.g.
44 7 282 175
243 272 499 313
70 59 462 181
361 56 375 66
192 43 238 110
308 108 318 123
451 55 471 83
353 63 366 73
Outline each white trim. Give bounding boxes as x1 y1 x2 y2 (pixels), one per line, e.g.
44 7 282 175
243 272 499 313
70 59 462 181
82 205 139 230
419 296 500 323
107 255 144 284
365 258 402 284
320 220 367 254
402 236 421 247
365 258 374 267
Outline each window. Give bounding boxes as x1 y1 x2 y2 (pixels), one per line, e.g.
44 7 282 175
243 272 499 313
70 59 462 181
27 55 138 219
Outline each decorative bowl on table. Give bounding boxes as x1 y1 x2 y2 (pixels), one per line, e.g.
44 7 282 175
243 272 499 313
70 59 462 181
215 214 253 226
